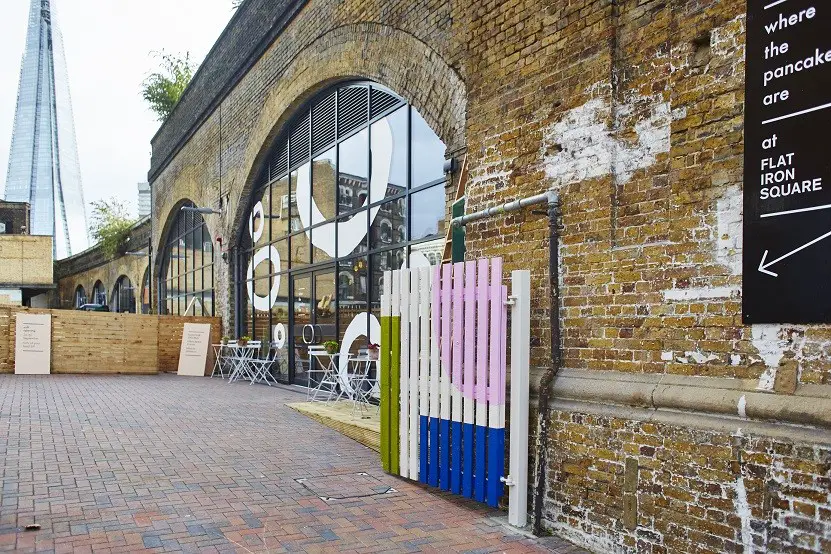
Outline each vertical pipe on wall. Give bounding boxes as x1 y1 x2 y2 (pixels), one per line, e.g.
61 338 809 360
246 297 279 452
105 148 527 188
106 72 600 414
532 193 561 535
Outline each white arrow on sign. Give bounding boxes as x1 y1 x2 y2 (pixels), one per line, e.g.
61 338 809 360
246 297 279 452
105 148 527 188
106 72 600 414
758 229 831 277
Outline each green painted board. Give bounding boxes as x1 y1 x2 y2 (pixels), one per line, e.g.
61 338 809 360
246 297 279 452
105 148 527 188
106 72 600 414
379 315 391 472
451 196 466 263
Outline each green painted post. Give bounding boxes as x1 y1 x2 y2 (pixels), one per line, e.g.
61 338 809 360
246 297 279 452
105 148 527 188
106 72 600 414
379 313 391 472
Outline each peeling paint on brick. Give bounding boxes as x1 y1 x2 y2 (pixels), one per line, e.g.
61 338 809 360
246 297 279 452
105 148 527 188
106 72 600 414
542 96 675 188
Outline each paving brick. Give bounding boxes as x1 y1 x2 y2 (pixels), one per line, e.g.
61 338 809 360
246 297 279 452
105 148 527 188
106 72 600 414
0 374 580 553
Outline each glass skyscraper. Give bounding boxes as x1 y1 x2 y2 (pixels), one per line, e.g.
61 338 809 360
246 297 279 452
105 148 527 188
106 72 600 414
3 0 88 258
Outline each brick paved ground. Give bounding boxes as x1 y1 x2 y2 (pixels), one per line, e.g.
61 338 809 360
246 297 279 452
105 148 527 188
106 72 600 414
0 375 585 553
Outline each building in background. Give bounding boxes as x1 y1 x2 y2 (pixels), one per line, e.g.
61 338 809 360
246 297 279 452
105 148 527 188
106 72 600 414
0 200 53 307
137 182 151 218
3 0 88 259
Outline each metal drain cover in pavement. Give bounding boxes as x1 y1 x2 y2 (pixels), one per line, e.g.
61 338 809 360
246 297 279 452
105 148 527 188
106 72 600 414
295 472 397 502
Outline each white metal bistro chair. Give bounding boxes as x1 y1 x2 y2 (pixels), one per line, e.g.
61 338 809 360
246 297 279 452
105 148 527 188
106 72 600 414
210 344 233 378
307 346 341 402
249 342 281 386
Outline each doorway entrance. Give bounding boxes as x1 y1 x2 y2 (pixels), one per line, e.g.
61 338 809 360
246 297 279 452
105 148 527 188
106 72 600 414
290 267 336 386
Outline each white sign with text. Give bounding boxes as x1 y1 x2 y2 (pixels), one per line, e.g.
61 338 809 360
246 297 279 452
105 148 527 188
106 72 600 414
177 323 212 376
15 313 51 375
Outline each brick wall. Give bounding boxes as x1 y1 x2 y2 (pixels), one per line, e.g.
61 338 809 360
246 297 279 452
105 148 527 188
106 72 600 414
146 0 831 552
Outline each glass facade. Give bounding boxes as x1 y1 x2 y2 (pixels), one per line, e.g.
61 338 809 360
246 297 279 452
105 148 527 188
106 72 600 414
91 281 106 306
239 82 447 384
74 285 86 308
3 0 88 259
159 203 215 316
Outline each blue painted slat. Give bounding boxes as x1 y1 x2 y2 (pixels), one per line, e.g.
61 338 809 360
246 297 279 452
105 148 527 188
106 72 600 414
463 423 474 497
475 425 487 502
440 419 450 490
486 427 505 507
429 417 439 487
451 421 462 494
419 415 429 484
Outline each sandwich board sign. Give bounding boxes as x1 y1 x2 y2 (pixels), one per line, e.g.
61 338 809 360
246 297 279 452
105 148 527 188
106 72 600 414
743 1 831 323
15 313 51 375
177 323 212 376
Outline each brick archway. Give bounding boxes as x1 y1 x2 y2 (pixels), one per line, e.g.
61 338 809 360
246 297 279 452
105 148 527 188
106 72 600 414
230 22 467 244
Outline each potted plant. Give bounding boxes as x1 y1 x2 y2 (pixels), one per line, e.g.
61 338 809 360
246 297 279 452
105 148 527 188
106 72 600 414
238 335 251 347
221 336 229 345
367 342 380 360
323 340 339 355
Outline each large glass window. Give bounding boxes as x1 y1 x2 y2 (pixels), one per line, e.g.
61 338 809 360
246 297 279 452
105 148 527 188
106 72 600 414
111 275 135 314
240 82 448 383
160 201 215 316
74 285 86 308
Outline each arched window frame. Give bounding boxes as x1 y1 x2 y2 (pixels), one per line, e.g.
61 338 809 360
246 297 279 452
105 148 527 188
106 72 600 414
159 201 215 316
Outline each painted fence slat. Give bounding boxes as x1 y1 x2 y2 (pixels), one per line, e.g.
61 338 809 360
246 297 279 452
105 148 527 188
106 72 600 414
487 257 504 507
399 269 410 479
380 275 392 473
439 263 452 490
451 262 464 495
381 257 516 513
419 267 431 485
462 260 476 498
428 264 441 488
475 258 489 503
408 268 420 480
390 269 401 475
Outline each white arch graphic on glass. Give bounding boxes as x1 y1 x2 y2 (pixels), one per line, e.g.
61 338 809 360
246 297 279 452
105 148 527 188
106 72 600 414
294 120 393 257
338 312 381 395
248 201 265 243
246 245 281 312
273 323 287 348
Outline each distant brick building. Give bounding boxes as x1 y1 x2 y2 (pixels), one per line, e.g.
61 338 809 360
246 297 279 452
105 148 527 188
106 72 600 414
0 200 30 236
54 1 831 552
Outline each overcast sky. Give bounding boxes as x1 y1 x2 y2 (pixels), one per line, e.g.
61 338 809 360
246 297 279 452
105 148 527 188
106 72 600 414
0 0 236 217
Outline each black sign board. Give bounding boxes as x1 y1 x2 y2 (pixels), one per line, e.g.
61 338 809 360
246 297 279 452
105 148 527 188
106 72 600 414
744 0 831 323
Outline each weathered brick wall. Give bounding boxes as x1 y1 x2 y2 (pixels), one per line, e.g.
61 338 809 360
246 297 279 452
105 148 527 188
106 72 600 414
54 218 151 309
147 0 831 552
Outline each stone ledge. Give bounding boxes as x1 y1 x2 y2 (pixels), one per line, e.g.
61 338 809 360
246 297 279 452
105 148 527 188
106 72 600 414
550 368 831 432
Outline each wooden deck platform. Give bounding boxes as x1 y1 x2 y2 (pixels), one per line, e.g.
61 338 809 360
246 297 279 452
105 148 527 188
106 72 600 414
286 400 380 452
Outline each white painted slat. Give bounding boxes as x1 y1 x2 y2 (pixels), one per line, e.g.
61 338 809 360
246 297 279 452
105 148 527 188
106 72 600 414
399 268 410 479
408 268 420 479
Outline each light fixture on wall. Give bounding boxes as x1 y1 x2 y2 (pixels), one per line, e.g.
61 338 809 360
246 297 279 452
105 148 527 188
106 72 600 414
443 157 458 174
180 205 222 215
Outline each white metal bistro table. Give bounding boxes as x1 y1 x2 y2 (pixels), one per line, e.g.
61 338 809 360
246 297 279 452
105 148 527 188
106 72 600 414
307 349 342 402
345 354 379 418
225 342 262 383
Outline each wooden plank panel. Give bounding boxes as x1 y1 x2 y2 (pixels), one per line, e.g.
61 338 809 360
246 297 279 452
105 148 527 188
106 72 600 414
475 259 489 502
428 264 441 488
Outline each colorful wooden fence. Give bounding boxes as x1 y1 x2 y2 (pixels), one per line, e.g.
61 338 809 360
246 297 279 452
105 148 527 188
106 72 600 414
378 258 510 508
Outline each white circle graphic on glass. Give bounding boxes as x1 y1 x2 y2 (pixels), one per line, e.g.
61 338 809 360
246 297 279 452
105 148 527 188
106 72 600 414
294 121 393 257
249 201 265 243
273 323 286 348
337 312 381 395
246 245 281 312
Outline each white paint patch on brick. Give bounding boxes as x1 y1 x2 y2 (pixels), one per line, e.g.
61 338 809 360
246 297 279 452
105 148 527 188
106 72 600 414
542 95 675 187
661 351 673 361
752 325 786 391
544 519 628 554
733 461 754 554
686 351 721 364
663 286 739 301
737 396 747 419
716 185 743 275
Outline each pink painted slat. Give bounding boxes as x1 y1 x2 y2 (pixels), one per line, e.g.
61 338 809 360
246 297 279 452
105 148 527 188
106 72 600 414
476 259 489 405
452 262 464 389
441 264 452 370
463 261 476 399
500 284 508 406
488 258 503 405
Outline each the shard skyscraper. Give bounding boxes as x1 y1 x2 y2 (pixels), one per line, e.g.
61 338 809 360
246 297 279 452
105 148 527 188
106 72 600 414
3 0 88 258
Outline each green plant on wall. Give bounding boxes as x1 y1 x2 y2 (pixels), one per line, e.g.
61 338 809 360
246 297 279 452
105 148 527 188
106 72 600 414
89 199 136 258
140 51 197 121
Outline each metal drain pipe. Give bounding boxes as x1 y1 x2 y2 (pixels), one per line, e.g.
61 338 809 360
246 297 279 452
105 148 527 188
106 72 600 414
450 191 555 229
450 190 561 534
